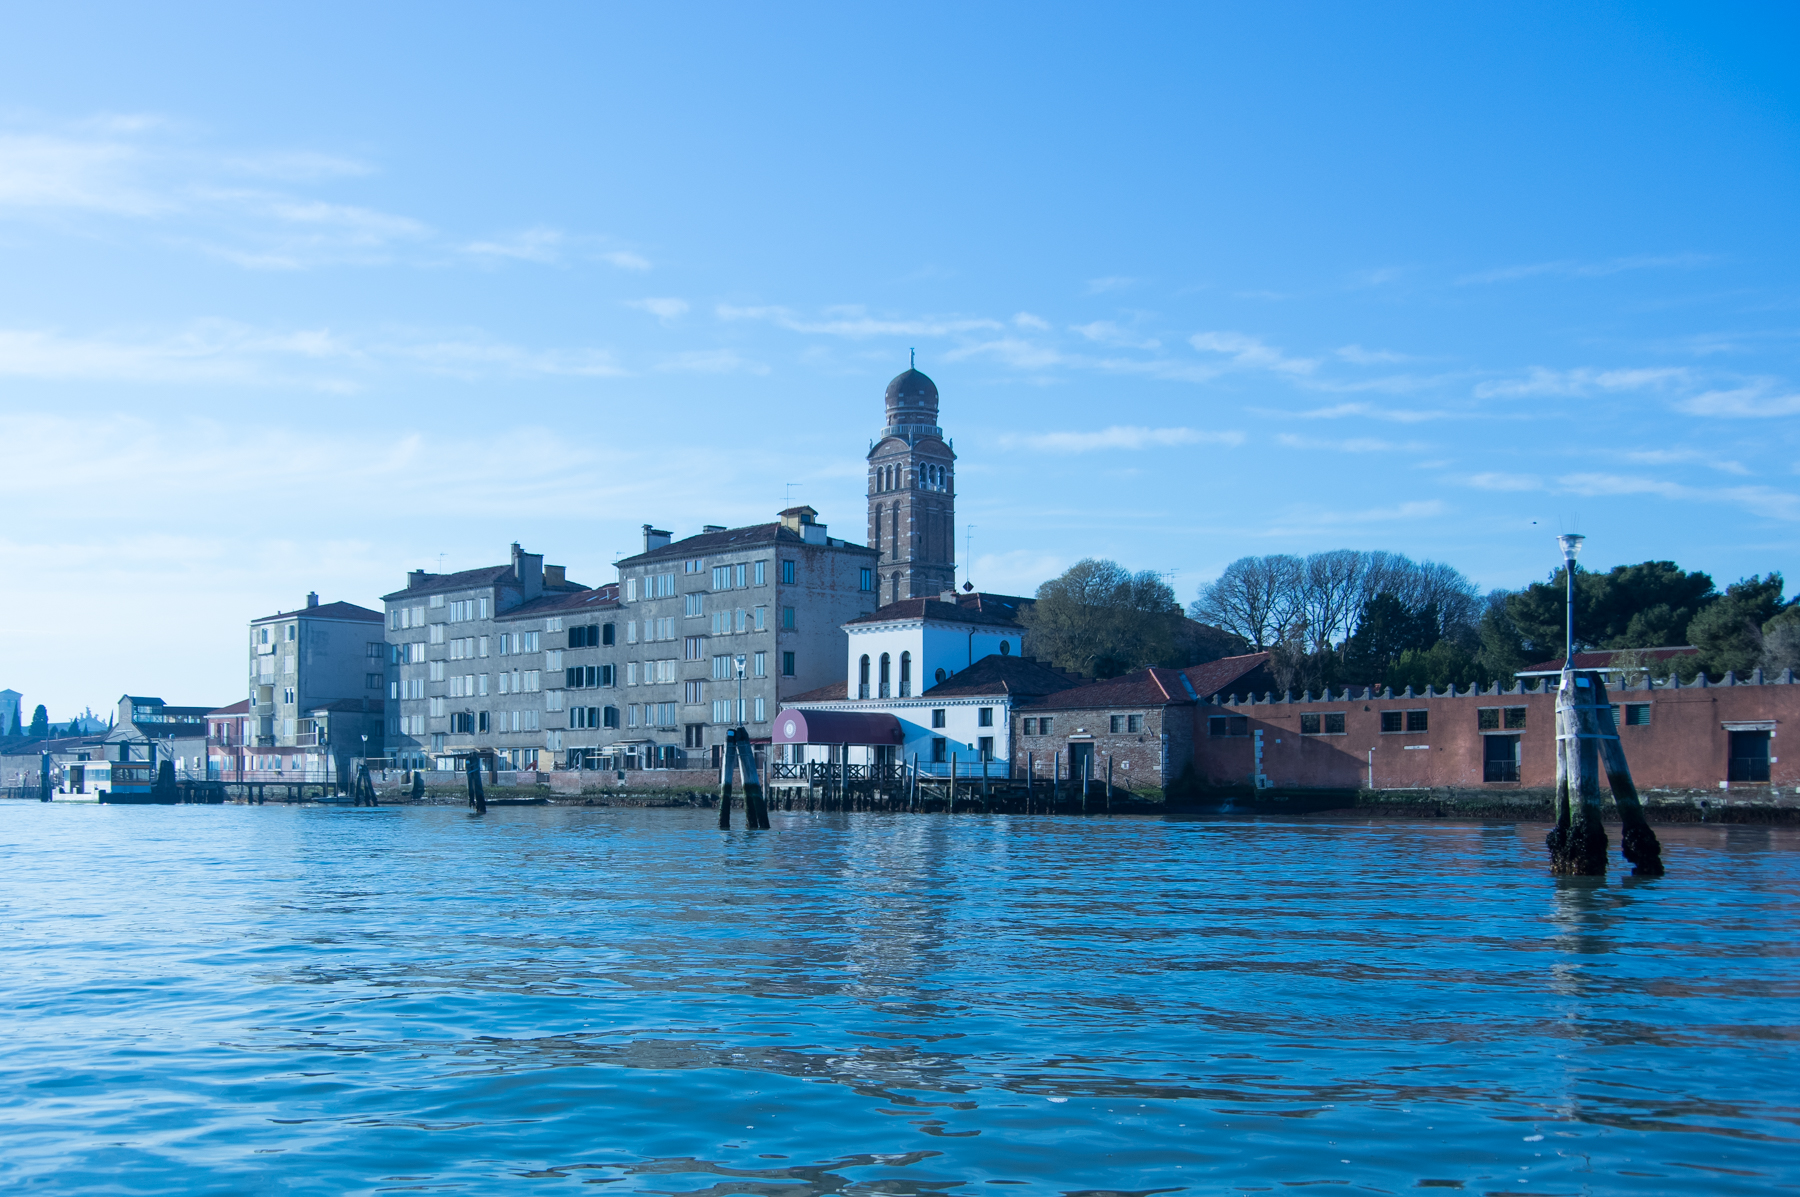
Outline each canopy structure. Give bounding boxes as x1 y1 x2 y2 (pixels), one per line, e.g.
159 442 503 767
773 709 903 746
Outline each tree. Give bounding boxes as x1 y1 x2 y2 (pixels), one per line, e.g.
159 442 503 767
1690 574 1787 675
28 704 48 738
1022 558 1186 678
1341 593 1440 683
1762 605 1800 674
1191 555 1301 650
1508 560 1715 660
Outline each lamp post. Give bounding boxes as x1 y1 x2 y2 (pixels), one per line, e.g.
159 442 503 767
1557 534 1585 666
734 654 747 725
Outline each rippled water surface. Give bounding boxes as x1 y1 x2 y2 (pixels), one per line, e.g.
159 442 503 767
2 803 1796 1194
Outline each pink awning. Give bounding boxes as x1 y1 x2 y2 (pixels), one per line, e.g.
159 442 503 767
773 709 903 745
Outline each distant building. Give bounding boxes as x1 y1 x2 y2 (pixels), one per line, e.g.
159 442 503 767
866 366 957 604
104 695 212 778
778 592 1083 775
611 506 880 767
245 592 387 779
381 543 589 771
0 689 20 738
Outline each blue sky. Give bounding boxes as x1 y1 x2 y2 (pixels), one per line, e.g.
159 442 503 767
2 3 1797 717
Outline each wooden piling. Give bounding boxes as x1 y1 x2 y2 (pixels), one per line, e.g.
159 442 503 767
948 753 957 814
1025 752 1033 814
1106 755 1114 814
1053 752 1061 812
466 754 487 814
718 730 738 829
735 730 770 829
909 753 918 811
1547 669 1607 874
1590 672 1665 875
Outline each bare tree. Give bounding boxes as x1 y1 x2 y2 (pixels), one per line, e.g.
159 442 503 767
1191 555 1302 650
1300 549 1367 651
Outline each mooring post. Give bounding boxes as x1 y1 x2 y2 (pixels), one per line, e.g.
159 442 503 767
411 772 425 802
1053 751 1061 811
1547 669 1607 874
735 729 770 829
948 753 956 814
1025 752 1033 814
1590 672 1665 875
39 751 51 802
718 729 739 829
1081 752 1090 816
909 753 918 811
1106 755 1114 814
466 754 487 813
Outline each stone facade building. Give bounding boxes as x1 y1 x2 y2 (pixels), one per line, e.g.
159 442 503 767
867 366 957 604
245 593 387 777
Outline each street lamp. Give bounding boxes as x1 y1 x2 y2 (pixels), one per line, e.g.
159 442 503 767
1557 533 1585 666
734 654 748 725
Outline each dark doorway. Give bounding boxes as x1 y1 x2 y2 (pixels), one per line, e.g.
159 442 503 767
1483 734 1520 783
1729 730 1771 782
1068 742 1093 783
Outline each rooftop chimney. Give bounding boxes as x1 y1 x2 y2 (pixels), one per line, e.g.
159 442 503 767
643 524 672 552
702 525 726 534
407 569 429 589
544 564 566 587
306 592 319 608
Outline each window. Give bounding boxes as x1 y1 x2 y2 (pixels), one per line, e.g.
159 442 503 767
753 651 765 678
978 736 994 761
879 653 892 698
1301 712 1345 735
479 711 489 733
755 561 766 586
626 579 637 602
685 636 703 661
627 621 637 644
366 673 382 689
755 606 766 631
684 680 703 704
603 623 616 646
859 655 870 699
899 651 911 697
685 723 705 748
1625 703 1651 727
479 674 489 696
523 631 539 652
429 697 445 717
1380 711 1403 733
429 660 446 682
428 623 445 645
931 738 947 763
713 565 729 590
714 655 732 680
781 560 795 585
367 641 383 659
1110 715 1124 733
1478 708 1500 730
1407 710 1428 733
754 696 765 722
860 568 873 592
685 593 704 617
603 706 619 729
429 594 445 609
932 709 947 729
451 712 475 733
545 650 563 670
978 707 994 728
545 691 564 712
1208 716 1249 737
628 704 639 727
782 607 795 630
1504 707 1527 730
735 564 746 588
782 651 795 676
1484 734 1520 783
685 559 701 574
1022 718 1035 735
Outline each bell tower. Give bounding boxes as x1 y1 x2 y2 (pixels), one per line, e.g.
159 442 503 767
867 360 956 604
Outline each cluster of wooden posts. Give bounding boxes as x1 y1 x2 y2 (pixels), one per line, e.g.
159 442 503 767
734 742 1126 818
1550 669 1665 876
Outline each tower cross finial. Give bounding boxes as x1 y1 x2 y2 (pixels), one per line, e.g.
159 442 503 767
910 347 915 369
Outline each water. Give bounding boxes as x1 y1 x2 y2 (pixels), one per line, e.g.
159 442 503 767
1 804 1795 1195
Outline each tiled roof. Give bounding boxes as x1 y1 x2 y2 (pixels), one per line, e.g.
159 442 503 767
846 597 1022 629
616 521 875 567
497 587 617 621
209 699 251 716
921 654 1085 698
1180 652 1274 698
253 600 383 624
1028 665 1196 711
784 681 850 703
381 565 514 602
1519 646 1699 674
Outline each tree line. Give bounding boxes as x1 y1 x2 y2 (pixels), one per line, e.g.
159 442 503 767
1016 551 1799 691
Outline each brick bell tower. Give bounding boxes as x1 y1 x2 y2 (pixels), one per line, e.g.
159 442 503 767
867 357 956 605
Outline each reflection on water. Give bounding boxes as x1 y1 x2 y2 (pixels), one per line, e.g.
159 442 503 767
0 804 1796 1195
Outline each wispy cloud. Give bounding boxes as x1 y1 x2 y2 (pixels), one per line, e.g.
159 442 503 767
1012 312 1049 330
1072 320 1160 349
628 297 690 322
1276 433 1430 453
1006 425 1244 453
1613 447 1750 475
1336 343 1413 365
1456 253 1714 286
1473 366 1689 399
717 304 1002 338
655 349 766 374
1460 467 1800 521
1288 401 1451 424
1189 331 1316 375
1085 276 1137 294
463 226 566 263
1467 472 1544 492
1261 500 1449 536
1674 385 1800 417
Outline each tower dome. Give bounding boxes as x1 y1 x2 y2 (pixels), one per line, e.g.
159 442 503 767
884 367 939 420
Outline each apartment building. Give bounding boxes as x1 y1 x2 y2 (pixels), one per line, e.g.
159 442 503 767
381 543 590 770
609 506 880 764
244 594 386 777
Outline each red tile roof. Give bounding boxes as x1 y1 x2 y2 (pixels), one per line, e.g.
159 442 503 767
208 700 251 716
253 600 383 624
1180 652 1274 698
1519 646 1698 674
1028 665 1196 712
784 681 850 703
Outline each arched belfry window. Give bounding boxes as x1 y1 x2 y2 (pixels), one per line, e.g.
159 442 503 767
879 653 891 699
900 652 912 697
858 655 870 700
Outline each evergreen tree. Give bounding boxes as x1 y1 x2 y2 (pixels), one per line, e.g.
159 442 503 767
28 704 48 738
1507 561 1715 659
1690 574 1788 675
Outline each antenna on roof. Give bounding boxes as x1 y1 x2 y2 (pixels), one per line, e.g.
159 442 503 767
783 482 800 505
